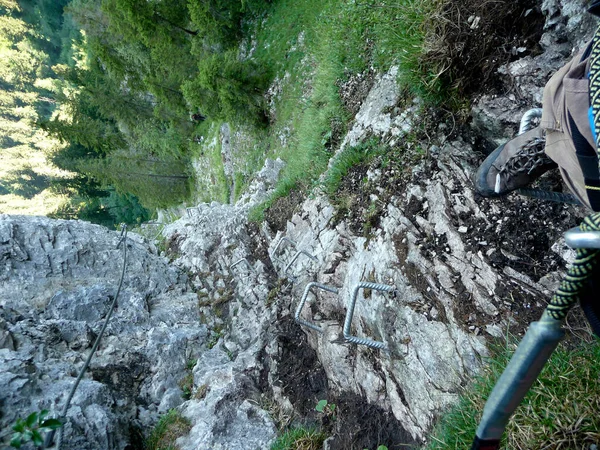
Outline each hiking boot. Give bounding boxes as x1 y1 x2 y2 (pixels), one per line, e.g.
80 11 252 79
475 127 557 197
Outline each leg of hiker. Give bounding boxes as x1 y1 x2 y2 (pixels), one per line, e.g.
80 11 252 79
475 40 600 210
541 40 596 210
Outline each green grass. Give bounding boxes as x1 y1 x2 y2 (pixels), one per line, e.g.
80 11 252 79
194 122 230 204
190 0 451 215
146 409 192 450
270 426 327 450
365 0 448 102
187 0 455 216
323 139 387 197
238 0 445 218
425 337 600 449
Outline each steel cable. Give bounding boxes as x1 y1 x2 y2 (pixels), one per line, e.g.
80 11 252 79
516 187 582 205
45 225 128 450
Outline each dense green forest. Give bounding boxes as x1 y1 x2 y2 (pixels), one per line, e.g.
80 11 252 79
0 0 272 227
1 0 445 227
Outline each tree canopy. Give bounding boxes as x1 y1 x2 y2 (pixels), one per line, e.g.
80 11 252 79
1 0 271 226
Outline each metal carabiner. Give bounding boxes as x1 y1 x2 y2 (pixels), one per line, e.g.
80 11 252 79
564 226 600 249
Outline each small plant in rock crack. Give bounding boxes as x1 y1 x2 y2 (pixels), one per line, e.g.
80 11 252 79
179 372 194 401
9 410 62 448
315 399 336 418
207 327 224 349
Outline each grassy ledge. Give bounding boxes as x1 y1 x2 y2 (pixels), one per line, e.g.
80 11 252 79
426 338 600 449
244 0 442 221
270 426 327 450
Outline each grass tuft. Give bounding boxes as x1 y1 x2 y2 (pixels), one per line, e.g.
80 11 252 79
270 426 327 450
146 409 192 450
426 337 600 449
323 139 386 197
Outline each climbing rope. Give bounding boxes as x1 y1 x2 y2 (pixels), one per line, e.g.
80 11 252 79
45 225 129 450
516 187 582 205
546 212 600 319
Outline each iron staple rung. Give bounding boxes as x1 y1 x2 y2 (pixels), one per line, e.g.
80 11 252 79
518 108 542 135
345 335 387 349
186 206 200 217
294 282 339 333
271 236 297 261
296 318 325 333
343 282 396 350
564 226 600 249
284 250 318 278
356 282 396 292
230 258 255 273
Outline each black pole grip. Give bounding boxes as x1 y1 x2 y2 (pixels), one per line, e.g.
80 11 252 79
471 436 501 450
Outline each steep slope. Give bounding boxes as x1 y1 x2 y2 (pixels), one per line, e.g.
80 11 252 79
0 2 597 449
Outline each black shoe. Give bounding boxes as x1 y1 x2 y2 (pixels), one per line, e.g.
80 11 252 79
476 127 557 197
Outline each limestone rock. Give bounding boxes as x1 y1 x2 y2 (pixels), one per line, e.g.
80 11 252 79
0 215 206 450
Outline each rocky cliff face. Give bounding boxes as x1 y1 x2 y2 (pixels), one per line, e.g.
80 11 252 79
0 2 595 449
0 216 205 449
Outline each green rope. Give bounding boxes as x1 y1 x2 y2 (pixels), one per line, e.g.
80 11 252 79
590 25 600 151
547 213 600 319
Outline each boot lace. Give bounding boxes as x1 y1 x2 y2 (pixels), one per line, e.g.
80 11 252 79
494 137 554 193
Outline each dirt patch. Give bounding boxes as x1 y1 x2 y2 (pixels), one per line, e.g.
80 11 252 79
325 391 416 450
424 0 545 97
262 315 416 449
267 315 329 418
330 151 421 238
449 276 495 335
338 68 377 117
246 221 279 282
331 162 376 236
471 176 582 283
90 352 149 404
264 188 305 232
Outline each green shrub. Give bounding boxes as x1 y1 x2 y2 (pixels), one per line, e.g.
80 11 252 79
9 410 62 449
188 0 265 47
183 50 269 125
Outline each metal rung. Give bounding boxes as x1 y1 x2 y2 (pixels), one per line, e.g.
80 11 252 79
186 207 199 218
230 258 255 276
518 108 542 135
565 226 600 249
284 250 317 280
270 237 297 262
343 282 396 350
295 282 339 332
